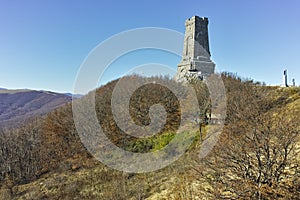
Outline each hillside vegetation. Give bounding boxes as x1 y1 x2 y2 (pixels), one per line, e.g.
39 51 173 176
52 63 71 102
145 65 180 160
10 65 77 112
0 73 299 199
0 90 72 128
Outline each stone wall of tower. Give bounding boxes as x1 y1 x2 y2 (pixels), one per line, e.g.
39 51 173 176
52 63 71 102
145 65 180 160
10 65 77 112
194 17 210 56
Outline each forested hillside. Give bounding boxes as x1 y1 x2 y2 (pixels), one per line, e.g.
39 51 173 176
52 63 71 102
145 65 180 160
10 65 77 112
0 74 299 199
0 90 72 128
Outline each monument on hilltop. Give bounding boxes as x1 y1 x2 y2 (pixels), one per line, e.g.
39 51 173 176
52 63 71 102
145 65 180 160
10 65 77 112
175 16 215 82
283 69 289 87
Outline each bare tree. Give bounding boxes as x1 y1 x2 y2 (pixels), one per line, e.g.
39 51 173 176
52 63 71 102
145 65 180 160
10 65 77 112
189 78 210 141
196 75 300 199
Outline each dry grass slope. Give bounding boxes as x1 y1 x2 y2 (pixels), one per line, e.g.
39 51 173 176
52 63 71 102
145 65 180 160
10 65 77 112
0 74 299 199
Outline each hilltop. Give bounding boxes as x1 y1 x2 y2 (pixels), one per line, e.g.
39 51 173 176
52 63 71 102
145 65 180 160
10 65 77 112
0 74 299 199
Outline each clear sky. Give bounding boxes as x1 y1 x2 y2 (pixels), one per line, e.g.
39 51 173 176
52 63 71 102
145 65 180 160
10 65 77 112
0 0 299 93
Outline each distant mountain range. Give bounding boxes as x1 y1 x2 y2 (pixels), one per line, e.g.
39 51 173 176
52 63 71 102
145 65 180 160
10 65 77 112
0 89 77 128
63 93 83 99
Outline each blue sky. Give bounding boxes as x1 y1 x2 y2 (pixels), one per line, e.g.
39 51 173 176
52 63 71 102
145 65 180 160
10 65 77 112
0 0 299 93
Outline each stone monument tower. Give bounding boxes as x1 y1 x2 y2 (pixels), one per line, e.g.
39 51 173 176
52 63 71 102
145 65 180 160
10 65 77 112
283 69 288 87
175 16 215 82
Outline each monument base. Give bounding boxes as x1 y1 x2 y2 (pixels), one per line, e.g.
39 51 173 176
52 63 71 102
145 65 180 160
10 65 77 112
175 58 215 83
